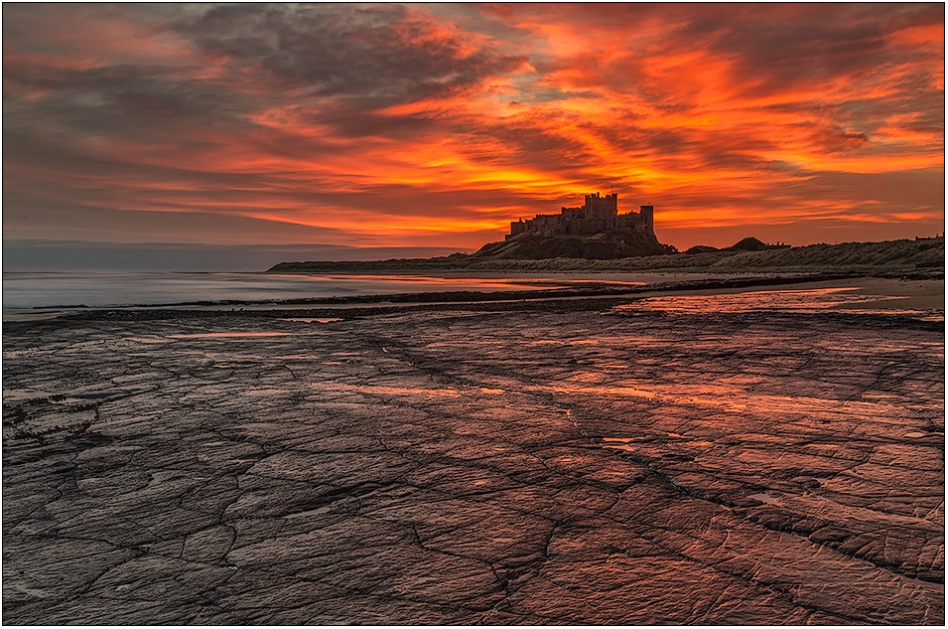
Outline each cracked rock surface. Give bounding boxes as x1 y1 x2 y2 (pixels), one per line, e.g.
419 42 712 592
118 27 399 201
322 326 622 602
3 305 944 624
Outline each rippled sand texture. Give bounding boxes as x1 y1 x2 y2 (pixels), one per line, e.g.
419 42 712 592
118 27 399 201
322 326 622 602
3 306 944 624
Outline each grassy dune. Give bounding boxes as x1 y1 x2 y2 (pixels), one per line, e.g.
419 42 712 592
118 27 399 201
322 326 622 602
268 236 944 274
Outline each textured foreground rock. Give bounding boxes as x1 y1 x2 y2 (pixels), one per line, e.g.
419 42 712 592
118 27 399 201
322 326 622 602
3 301 944 624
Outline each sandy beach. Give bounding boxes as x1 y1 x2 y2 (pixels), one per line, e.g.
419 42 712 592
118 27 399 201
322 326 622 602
3 274 944 624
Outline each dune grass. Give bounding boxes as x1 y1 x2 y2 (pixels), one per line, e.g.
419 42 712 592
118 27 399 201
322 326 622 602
268 237 944 274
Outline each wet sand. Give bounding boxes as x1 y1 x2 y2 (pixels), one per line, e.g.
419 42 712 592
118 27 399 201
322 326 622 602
2 275 944 624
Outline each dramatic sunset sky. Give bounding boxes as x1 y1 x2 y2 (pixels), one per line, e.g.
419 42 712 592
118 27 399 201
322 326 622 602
3 2 945 255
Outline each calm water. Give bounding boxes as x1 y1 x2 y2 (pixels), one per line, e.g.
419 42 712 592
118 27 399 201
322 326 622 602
1 271 559 311
4 272 941 322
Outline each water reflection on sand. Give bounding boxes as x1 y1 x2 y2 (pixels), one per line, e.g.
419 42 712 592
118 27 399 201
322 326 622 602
2 271 573 311
615 286 901 313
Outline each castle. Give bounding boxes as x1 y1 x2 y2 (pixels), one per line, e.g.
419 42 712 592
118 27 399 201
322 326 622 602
507 193 654 240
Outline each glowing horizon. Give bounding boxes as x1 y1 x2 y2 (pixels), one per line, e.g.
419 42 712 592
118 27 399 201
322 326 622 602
3 3 944 251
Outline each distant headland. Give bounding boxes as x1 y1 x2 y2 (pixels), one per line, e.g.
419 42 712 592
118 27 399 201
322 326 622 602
268 192 944 274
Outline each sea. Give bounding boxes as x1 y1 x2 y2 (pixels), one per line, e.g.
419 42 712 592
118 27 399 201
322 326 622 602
3 270 942 322
1 271 564 312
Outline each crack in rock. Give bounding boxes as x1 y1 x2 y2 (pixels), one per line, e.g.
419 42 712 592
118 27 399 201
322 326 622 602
3 308 943 624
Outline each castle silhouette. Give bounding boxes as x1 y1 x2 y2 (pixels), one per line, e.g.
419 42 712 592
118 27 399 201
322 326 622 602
507 193 654 240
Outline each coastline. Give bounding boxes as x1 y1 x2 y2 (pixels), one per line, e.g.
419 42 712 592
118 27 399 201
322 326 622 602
267 235 945 274
3 269 939 325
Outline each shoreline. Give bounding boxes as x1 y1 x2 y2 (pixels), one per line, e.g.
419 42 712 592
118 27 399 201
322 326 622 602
5 268 942 324
266 235 945 275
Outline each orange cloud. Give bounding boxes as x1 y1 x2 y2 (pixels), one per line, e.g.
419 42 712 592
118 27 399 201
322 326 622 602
2 3 943 249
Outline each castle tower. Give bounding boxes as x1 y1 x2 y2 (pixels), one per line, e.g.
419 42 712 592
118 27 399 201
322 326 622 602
639 205 654 235
584 192 618 219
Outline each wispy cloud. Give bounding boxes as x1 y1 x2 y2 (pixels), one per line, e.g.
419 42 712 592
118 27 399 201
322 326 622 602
3 3 943 248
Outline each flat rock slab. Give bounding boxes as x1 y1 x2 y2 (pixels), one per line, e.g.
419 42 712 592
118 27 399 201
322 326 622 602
3 306 944 624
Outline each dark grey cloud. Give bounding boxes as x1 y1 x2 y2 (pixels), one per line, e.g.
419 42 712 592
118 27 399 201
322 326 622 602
3 62 254 152
169 3 528 107
2 3 942 251
3 2 534 182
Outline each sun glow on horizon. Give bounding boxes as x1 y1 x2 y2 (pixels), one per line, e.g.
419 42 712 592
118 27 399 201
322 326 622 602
2 3 943 249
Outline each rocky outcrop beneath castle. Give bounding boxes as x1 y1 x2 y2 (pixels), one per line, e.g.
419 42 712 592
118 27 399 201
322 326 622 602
486 192 673 260
476 229 675 260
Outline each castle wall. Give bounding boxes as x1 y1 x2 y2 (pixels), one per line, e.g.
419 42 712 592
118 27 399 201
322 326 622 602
509 219 527 238
508 194 655 239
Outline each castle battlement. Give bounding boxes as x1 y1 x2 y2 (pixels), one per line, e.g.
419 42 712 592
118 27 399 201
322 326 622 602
507 193 654 240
